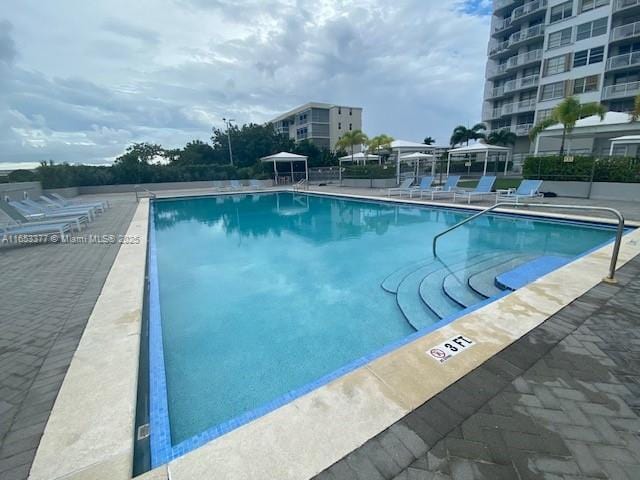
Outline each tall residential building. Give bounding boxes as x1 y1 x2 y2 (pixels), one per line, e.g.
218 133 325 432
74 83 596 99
483 0 640 159
269 102 363 152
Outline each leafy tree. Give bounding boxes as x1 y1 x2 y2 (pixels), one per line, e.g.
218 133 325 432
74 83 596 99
112 143 163 184
336 129 369 163
172 140 222 165
423 136 435 145
450 123 486 147
487 129 517 147
211 123 294 168
7 169 37 183
529 96 606 156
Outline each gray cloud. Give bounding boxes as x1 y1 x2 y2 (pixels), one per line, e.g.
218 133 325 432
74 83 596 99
0 1 490 166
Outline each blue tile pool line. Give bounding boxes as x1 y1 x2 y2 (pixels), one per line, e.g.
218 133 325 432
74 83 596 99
147 194 629 468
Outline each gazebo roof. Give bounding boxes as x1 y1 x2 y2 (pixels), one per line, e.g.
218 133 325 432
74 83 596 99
545 111 632 131
448 143 511 154
391 139 431 149
610 135 640 143
339 152 380 161
260 152 308 162
400 152 435 159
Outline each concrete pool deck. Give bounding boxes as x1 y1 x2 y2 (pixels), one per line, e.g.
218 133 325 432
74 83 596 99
0 188 638 480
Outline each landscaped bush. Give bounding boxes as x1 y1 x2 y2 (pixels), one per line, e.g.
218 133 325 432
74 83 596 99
343 164 395 179
523 156 640 183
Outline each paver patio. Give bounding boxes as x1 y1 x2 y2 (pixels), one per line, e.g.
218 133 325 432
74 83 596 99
0 197 137 480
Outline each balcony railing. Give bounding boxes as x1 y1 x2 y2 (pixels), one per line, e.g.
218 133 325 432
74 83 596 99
488 123 534 136
607 51 640 70
490 99 537 118
614 0 640 12
512 0 547 21
611 20 640 42
494 0 516 10
491 74 539 97
489 26 544 56
603 81 640 99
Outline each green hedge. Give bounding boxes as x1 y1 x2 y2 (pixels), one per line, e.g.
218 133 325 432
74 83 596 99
523 156 640 183
342 164 395 179
36 163 271 189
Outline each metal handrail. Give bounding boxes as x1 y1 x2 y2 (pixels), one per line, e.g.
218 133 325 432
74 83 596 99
432 203 626 283
134 185 157 202
292 178 308 192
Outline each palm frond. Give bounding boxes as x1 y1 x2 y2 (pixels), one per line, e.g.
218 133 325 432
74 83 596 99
529 118 557 141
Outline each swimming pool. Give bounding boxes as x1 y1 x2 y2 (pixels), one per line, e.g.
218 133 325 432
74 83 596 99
147 192 617 466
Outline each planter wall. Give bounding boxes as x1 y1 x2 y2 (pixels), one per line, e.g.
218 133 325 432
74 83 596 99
76 179 273 195
341 178 397 188
0 181 42 202
541 181 640 201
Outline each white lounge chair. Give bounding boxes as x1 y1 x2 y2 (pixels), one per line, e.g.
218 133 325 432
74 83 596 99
496 180 543 204
0 201 82 232
1 221 73 244
8 200 91 227
42 195 106 214
453 176 497 204
22 198 96 221
229 180 244 191
49 192 110 210
387 178 415 197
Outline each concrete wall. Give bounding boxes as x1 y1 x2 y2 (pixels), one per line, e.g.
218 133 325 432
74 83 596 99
541 181 640 201
44 187 80 198
0 182 42 201
77 179 273 195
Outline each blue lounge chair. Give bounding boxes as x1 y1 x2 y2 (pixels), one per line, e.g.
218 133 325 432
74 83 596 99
453 176 497 204
423 175 461 200
496 180 543 204
408 176 435 198
387 178 415 197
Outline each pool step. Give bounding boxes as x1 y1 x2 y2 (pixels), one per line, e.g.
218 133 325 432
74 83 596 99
442 254 515 308
381 260 431 294
467 255 535 298
395 262 443 330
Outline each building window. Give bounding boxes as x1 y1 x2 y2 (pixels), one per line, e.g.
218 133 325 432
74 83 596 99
576 18 608 41
349 109 353 115
338 122 342 130
573 46 605 67
547 28 572 49
338 107 341 114
573 75 599 94
550 2 572 23
540 81 566 101
349 123 353 130
537 108 554 122
544 54 569 76
580 0 609 13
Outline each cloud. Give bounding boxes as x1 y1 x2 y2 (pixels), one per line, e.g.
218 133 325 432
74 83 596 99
0 0 491 166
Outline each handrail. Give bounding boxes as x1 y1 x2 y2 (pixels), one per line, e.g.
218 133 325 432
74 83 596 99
432 203 626 283
292 178 308 192
134 185 157 202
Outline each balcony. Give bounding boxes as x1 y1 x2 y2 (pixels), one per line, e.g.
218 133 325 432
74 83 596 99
512 0 547 22
611 21 640 42
494 0 517 11
490 99 537 118
614 0 640 12
603 81 640 99
489 26 544 57
490 74 540 98
607 51 640 70
489 123 534 137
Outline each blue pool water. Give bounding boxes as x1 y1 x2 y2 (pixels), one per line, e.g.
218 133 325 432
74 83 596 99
149 192 616 462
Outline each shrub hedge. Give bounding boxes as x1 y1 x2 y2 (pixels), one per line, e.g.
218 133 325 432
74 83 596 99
523 156 640 183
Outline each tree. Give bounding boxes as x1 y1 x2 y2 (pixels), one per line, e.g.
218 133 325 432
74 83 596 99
450 123 486 147
367 134 394 161
487 129 517 147
529 96 606 156
211 123 294 168
335 129 369 163
423 136 435 145
112 143 164 184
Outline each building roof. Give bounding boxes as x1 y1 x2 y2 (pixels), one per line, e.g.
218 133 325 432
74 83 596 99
400 152 435 159
260 152 308 162
390 139 430 149
610 135 640 144
269 102 363 123
448 143 511 154
545 111 632 130
339 152 380 161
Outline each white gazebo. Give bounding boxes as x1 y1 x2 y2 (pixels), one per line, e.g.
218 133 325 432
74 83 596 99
608 135 640 156
400 152 437 177
339 152 381 165
446 143 512 176
390 140 440 183
260 152 308 185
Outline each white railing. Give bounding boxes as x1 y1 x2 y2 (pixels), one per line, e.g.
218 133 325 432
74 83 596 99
515 123 534 136
603 81 640 99
494 0 516 9
495 17 513 33
490 99 536 118
614 0 640 11
512 0 547 21
509 24 545 45
607 51 640 70
611 20 640 41
491 74 539 97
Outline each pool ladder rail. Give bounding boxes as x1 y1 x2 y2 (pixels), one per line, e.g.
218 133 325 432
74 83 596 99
432 202 625 284
292 179 309 192
135 185 157 202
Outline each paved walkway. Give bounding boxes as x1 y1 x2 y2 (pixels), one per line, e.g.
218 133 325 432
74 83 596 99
315 257 640 480
0 198 137 480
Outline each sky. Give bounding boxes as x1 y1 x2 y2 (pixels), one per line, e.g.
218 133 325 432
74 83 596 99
0 0 492 168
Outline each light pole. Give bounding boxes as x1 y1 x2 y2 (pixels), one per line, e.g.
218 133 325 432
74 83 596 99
222 117 235 166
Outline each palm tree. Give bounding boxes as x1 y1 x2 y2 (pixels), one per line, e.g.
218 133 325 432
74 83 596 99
336 129 369 163
487 129 517 147
423 136 435 145
368 134 394 162
450 123 487 147
529 96 606 156
630 94 640 122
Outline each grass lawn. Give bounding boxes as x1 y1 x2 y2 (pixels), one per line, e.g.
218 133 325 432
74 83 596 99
458 178 522 190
